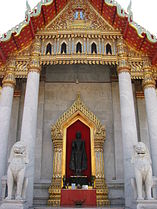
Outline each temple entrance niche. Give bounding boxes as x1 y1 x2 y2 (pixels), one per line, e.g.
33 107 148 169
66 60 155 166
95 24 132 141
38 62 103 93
66 120 91 186
48 95 109 206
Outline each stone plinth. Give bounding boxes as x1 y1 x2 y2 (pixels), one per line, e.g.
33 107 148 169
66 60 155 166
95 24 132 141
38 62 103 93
0 200 28 209
137 200 157 209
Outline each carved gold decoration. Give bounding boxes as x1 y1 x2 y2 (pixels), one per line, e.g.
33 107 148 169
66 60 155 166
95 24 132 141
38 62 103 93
15 61 29 78
29 37 41 73
95 178 109 206
2 60 16 88
2 73 16 88
117 39 131 74
46 0 116 32
48 177 62 206
142 58 156 89
48 94 109 206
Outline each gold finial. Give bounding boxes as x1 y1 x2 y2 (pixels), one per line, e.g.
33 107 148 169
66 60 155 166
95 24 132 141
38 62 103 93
77 11 81 20
77 92 81 101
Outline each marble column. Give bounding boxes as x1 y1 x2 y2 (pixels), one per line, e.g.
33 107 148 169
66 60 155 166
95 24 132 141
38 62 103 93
0 61 16 196
20 37 41 206
143 59 157 176
117 39 138 209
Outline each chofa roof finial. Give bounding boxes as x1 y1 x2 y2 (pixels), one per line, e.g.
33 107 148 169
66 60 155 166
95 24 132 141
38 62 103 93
25 0 31 21
127 0 133 22
26 0 31 12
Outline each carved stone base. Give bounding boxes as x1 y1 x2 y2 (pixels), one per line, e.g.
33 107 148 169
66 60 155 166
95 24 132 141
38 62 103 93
0 200 28 209
95 177 110 206
48 177 62 206
137 200 157 209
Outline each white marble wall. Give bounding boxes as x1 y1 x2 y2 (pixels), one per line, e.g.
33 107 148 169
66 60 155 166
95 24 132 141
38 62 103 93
111 82 123 180
7 96 20 160
5 67 150 206
136 98 150 150
41 82 115 181
17 82 26 141
34 81 45 182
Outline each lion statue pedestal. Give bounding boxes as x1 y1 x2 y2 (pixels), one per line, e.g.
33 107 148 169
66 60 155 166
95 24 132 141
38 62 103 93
0 142 29 209
131 142 157 209
0 200 28 209
136 199 157 209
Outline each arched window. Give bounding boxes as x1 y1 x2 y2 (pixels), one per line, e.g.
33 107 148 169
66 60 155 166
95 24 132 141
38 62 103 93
76 42 82 53
46 43 52 55
61 42 67 54
91 42 97 54
106 43 112 55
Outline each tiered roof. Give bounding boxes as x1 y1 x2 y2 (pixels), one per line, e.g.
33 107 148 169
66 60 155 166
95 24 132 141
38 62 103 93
0 0 157 66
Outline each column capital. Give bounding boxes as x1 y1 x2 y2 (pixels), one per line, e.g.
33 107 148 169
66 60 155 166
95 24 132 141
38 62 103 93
117 39 130 74
142 58 156 89
29 37 41 73
2 60 16 88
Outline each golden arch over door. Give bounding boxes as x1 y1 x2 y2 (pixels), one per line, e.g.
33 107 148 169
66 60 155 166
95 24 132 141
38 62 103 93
48 94 109 206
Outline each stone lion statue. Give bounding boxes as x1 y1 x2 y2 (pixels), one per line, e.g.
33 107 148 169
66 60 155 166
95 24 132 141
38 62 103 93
6 141 29 200
131 142 153 200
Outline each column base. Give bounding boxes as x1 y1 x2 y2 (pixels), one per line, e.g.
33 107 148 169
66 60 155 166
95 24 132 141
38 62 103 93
137 199 157 209
0 200 28 209
95 178 110 206
48 177 62 206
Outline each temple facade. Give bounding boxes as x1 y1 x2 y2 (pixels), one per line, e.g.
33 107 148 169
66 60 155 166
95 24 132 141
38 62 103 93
0 0 157 209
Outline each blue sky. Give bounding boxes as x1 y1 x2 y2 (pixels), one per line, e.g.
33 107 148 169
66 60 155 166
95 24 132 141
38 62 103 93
0 0 156 36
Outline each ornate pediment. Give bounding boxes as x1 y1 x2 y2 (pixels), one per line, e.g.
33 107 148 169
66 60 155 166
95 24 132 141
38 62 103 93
46 0 117 32
51 94 106 142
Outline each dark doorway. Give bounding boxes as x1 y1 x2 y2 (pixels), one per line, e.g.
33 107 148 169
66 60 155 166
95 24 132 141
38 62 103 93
76 42 82 53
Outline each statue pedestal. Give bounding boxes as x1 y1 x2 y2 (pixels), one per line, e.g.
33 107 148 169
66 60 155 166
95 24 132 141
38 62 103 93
60 189 96 206
69 176 88 186
0 200 28 209
137 199 157 209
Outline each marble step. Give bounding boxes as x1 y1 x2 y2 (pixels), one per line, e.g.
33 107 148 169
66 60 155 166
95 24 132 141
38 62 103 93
34 207 124 209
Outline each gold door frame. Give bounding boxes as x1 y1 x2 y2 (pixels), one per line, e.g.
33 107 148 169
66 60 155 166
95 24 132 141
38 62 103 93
62 113 95 180
48 94 109 206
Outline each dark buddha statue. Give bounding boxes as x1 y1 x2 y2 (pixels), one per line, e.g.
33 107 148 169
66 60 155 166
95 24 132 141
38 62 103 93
69 131 87 175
